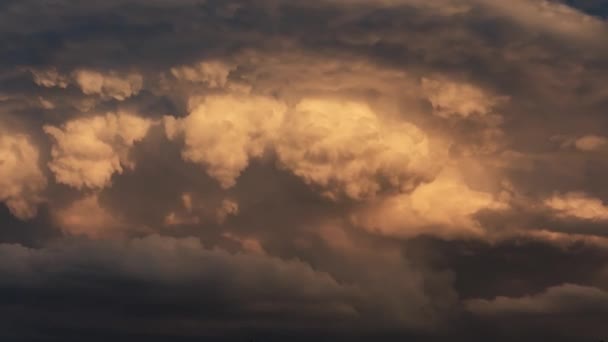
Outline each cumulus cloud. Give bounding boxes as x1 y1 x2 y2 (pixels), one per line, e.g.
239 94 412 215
44 112 153 189
164 94 287 188
2 0 608 340
545 192 608 221
163 193 239 227
73 69 144 100
422 77 506 119
30 68 69 88
29 68 143 101
53 194 128 238
170 60 235 88
0 133 47 220
276 99 440 200
351 167 508 238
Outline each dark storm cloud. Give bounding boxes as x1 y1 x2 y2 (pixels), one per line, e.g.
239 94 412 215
0 235 445 341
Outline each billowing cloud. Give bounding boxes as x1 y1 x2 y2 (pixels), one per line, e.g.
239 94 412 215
44 112 153 189
170 60 235 88
276 99 440 200
163 193 239 227
53 194 129 238
422 77 506 118
30 68 143 101
165 94 287 188
73 69 144 100
30 68 69 88
352 167 508 238
0 133 47 220
2 0 608 340
545 192 608 221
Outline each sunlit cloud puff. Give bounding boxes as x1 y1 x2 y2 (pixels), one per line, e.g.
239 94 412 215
44 112 153 189
0 132 47 219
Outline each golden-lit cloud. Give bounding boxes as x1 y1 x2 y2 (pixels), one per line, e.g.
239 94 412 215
3 0 608 338
163 193 238 226
30 68 69 88
44 112 153 189
30 68 143 101
54 194 124 238
422 77 506 118
0 133 47 219
73 69 144 100
170 61 235 88
574 135 608 151
164 94 287 188
545 192 608 221
352 167 507 238
276 98 439 200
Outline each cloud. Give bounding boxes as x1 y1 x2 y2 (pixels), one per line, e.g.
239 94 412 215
0 132 47 219
164 94 287 188
466 283 608 315
2 0 608 340
574 135 608 151
276 98 440 200
162 193 239 227
422 77 506 118
170 60 235 88
30 68 69 88
352 167 508 238
44 112 153 189
29 68 143 101
0 235 363 337
73 69 144 100
479 0 607 42
554 134 608 151
545 192 608 221
53 194 132 238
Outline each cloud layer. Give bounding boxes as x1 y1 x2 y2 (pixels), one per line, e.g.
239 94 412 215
1 0 608 341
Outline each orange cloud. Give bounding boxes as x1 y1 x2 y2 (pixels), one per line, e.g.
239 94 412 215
74 69 143 100
44 112 153 189
422 77 506 118
0 133 47 219
352 167 508 238
54 194 125 238
164 94 287 188
276 98 440 200
545 192 608 221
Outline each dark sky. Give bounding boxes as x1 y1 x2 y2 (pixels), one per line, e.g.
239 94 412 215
1 0 608 341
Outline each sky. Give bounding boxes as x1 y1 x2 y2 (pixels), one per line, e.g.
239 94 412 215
1 0 608 341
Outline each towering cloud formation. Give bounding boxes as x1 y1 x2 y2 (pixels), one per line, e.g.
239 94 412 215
1 0 608 340
44 113 152 189
276 99 439 200
165 95 287 188
0 133 46 219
